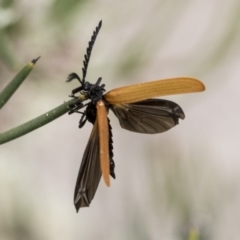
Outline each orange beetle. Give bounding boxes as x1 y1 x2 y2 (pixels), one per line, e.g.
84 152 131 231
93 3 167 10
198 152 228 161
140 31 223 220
67 21 205 212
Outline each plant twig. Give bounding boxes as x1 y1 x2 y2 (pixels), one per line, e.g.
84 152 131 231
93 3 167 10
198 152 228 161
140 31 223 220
0 98 78 145
0 57 40 109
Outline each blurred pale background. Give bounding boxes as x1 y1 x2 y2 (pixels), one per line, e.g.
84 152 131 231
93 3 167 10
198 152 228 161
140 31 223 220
1 0 240 239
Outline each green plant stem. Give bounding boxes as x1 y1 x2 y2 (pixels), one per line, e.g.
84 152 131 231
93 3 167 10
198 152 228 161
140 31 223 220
0 57 40 109
0 98 77 145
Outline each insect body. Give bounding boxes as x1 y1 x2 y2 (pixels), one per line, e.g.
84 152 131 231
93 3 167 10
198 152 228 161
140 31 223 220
67 20 205 212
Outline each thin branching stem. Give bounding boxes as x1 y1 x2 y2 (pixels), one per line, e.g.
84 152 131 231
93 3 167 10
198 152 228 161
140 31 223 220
0 98 77 145
0 57 40 109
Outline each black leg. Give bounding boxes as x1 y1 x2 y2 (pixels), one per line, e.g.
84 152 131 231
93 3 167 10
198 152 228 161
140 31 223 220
79 112 87 128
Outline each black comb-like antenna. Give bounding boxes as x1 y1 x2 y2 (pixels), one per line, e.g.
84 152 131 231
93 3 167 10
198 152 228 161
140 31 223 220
81 20 102 83
66 21 102 84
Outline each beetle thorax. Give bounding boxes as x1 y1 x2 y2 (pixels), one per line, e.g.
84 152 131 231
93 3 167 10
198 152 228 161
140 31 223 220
81 80 106 104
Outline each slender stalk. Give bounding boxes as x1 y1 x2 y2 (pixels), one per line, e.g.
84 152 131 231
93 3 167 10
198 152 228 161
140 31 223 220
0 98 77 145
0 57 40 109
